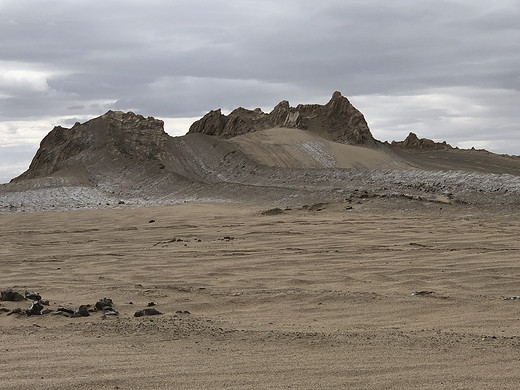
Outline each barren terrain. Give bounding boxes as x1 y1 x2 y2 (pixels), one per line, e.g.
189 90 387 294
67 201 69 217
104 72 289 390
2 200 520 389
2 96 520 388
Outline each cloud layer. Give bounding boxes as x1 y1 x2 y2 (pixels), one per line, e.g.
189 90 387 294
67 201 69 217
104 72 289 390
1 0 519 182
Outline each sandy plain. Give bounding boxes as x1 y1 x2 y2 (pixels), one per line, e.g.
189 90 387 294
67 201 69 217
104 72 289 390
1 199 520 389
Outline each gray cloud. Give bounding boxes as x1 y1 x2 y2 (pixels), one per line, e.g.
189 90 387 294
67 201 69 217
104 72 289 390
1 0 520 182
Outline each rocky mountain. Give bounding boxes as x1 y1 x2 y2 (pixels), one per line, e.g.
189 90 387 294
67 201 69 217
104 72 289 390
15 111 170 182
188 91 376 145
3 91 520 212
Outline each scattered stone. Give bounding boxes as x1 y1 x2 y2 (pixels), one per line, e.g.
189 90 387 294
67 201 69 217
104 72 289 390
143 308 162 315
345 205 353 210
147 302 156 307
1 289 25 302
26 300 44 316
134 308 163 317
149 219 155 223
411 291 434 296
41 309 53 315
25 291 41 301
0 308 10 313
72 305 90 317
118 200 125 205
39 299 50 306
94 297 118 316
176 310 190 314
222 236 234 241
56 307 76 315
7 308 22 316
95 297 114 311
503 296 520 300
103 308 119 316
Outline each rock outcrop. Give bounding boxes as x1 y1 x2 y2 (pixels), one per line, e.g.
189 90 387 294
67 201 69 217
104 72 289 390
391 132 453 151
189 91 376 145
13 111 170 182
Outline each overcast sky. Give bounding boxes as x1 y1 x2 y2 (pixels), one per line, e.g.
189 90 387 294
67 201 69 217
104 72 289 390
1 0 520 183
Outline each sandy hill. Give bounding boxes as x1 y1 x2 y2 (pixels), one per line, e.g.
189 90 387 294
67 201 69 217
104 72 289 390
2 91 520 212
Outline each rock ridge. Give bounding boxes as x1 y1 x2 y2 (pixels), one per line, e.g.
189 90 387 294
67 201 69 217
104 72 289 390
391 132 453 151
188 91 376 145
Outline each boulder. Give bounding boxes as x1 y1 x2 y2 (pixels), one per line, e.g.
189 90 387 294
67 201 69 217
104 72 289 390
1 290 25 302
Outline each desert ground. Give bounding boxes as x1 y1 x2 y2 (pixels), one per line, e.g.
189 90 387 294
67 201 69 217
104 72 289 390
2 198 520 389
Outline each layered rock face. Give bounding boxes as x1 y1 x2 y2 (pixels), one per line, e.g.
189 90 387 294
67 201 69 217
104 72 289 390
188 91 376 145
13 111 169 181
391 132 453 151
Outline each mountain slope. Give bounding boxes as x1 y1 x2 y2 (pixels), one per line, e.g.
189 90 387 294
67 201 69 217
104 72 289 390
3 92 520 212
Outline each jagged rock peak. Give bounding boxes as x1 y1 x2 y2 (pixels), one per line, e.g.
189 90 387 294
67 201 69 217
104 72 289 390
13 111 169 182
391 132 453 150
188 91 375 145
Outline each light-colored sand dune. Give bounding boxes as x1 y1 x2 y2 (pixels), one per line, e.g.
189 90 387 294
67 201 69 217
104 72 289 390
1 200 520 389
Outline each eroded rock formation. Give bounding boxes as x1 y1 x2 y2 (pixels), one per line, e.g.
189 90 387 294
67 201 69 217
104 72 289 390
188 91 375 145
13 111 169 181
391 132 453 151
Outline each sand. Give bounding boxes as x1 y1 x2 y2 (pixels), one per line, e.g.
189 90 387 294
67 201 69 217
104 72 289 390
231 128 402 169
1 199 520 389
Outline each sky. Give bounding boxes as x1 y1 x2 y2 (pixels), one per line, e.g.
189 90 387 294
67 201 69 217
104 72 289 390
1 0 520 183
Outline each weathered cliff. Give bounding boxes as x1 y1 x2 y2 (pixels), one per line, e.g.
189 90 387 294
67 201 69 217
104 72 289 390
188 91 376 145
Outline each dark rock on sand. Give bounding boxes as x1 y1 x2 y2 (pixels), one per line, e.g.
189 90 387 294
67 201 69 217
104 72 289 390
411 291 434 296
1 289 25 302
95 297 114 311
72 305 90 317
25 291 41 301
134 308 163 317
26 300 44 316
103 308 119 316
56 307 76 315
94 297 118 316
